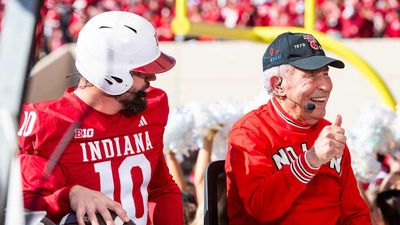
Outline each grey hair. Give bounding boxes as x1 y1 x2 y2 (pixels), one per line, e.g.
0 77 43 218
263 64 294 94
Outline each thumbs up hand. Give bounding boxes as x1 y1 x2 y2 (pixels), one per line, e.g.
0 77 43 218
306 115 347 168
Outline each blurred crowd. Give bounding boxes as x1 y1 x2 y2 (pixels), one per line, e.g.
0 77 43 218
1 0 400 57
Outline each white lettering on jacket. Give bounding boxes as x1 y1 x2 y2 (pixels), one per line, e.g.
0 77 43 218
272 143 342 174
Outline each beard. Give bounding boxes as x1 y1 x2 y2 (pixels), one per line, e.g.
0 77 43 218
116 87 148 117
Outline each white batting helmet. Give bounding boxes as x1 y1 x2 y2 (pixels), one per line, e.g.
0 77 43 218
75 11 176 95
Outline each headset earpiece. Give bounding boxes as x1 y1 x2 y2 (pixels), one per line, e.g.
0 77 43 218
277 78 283 90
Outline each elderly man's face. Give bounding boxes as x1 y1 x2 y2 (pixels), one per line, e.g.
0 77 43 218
282 66 332 124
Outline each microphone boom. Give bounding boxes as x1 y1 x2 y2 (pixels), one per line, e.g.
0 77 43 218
306 103 316 111
286 97 316 111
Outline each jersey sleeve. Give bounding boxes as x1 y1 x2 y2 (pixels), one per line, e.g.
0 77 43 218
18 105 73 222
18 154 73 222
227 126 319 222
148 153 184 225
338 147 372 225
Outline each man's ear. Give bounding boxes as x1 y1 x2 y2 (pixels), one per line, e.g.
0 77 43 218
270 76 285 97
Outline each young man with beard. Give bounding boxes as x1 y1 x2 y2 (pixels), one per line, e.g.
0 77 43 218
17 11 183 225
225 32 372 225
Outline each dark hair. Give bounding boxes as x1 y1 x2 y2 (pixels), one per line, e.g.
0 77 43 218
182 191 197 206
182 191 197 225
181 150 199 176
376 190 400 225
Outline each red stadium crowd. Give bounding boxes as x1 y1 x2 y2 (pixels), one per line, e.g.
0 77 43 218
1 0 400 56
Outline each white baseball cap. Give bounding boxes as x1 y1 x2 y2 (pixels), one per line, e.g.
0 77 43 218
75 11 175 95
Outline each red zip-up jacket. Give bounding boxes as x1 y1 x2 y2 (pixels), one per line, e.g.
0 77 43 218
225 98 371 225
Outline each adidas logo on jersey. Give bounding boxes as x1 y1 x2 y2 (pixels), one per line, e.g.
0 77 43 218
138 116 148 127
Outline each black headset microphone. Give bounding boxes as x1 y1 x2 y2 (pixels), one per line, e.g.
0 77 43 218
305 102 316 111
286 97 316 111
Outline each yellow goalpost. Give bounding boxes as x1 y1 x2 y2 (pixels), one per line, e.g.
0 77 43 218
171 0 397 110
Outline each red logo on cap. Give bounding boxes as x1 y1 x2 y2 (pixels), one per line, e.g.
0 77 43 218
303 34 320 50
269 48 280 56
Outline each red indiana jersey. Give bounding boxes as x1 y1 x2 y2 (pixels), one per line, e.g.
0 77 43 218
17 87 183 225
225 98 371 225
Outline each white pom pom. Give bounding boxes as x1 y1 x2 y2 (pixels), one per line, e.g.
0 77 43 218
186 103 221 147
348 131 381 182
392 110 400 141
351 104 395 154
163 107 196 158
211 125 231 161
209 98 244 128
348 104 396 182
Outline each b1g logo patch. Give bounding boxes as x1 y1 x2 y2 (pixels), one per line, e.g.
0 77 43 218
74 128 94 138
303 34 321 50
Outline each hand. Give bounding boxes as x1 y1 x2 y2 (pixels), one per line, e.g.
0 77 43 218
386 154 400 174
69 185 130 225
307 115 347 168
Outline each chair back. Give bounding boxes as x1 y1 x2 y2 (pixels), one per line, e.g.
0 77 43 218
204 160 227 225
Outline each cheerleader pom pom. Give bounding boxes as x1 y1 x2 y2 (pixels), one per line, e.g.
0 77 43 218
391 109 400 142
163 107 196 157
209 98 243 128
186 103 221 145
347 131 381 182
351 104 395 155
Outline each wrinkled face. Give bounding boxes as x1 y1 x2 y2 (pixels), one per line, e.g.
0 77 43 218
282 65 332 124
115 72 157 116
